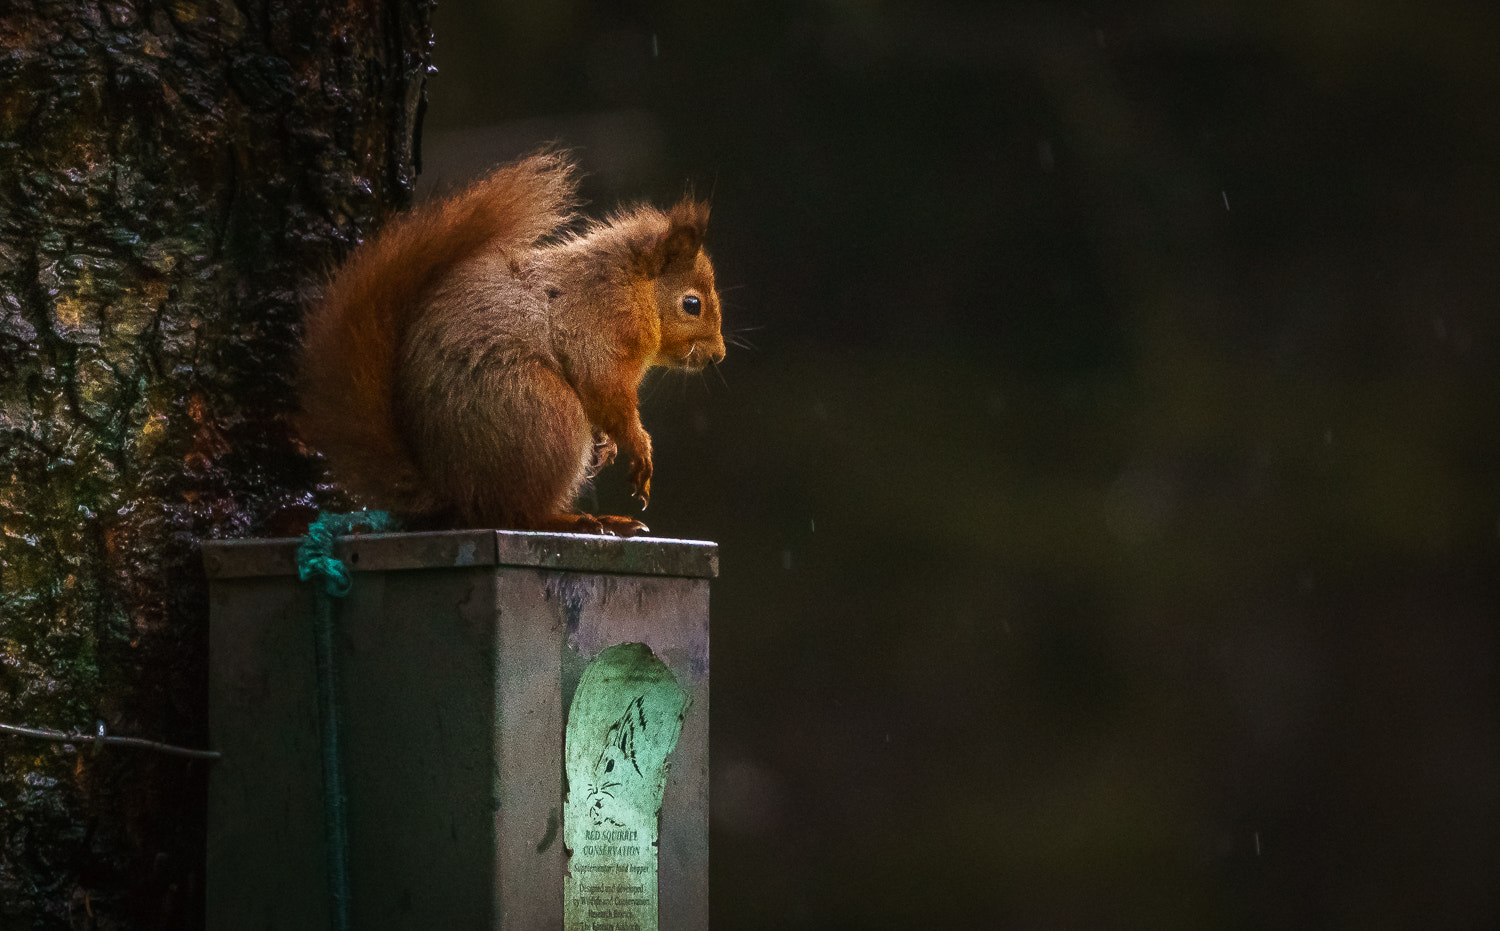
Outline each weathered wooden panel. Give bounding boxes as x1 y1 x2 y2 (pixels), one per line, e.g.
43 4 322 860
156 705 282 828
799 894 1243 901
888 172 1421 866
204 530 711 930
206 575 332 927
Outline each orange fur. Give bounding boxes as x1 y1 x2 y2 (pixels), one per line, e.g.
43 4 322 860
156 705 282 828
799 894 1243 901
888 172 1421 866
296 152 724 533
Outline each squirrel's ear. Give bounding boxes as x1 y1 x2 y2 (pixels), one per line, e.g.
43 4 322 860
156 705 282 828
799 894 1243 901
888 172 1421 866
648 200 710 274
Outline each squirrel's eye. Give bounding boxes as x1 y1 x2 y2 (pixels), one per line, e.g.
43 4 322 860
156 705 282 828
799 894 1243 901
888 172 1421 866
681 294 702 316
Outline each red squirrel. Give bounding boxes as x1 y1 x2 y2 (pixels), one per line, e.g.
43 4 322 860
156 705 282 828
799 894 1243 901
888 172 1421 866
296 151 725 535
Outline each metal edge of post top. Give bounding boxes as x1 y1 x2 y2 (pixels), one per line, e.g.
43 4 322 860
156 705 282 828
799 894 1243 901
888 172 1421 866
201 529 719 581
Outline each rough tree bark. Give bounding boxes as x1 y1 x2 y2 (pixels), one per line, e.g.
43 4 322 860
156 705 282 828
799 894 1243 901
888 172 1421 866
0 1 433 926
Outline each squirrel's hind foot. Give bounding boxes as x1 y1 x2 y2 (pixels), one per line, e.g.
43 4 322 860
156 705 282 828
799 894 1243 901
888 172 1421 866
595 515 649 537
540 512 649 537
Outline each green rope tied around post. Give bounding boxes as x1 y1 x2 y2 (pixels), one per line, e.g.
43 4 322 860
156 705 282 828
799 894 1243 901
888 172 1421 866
297 510 396 594
295 510 395 931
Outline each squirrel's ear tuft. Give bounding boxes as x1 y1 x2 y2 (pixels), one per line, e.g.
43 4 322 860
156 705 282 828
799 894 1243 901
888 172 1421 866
648 199 710 274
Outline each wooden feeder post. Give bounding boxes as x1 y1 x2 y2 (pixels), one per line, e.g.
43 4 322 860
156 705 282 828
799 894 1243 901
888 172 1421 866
202 529 714 930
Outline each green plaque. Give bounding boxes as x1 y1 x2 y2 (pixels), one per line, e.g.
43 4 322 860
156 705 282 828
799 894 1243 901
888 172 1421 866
564 643 689 931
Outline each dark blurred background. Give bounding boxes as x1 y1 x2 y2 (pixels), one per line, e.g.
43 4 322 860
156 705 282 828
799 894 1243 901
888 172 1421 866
421 2 1499 927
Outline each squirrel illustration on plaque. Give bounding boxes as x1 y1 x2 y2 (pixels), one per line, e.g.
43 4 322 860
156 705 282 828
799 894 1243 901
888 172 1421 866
583 694 648 827
297 151 725 536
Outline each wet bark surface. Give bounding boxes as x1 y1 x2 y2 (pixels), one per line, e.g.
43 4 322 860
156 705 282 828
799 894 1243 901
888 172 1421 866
0 0 432 925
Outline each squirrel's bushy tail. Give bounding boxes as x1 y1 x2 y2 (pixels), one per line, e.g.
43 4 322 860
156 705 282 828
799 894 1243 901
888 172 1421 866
297 151 578 515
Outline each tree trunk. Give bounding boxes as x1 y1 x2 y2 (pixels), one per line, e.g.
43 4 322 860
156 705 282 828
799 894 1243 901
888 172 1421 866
0 1 433 925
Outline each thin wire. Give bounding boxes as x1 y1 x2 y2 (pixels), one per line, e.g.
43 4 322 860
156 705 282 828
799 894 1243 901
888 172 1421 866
0 721 221 760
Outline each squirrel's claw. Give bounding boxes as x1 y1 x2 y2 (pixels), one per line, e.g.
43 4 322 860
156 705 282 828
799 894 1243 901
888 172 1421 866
596 515 648 537
629 460 652 511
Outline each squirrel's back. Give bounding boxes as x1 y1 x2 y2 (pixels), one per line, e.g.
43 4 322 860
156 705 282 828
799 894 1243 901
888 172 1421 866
297 153 578 515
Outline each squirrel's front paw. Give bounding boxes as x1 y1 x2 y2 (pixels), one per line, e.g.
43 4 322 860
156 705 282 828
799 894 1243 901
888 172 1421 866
630 456 653 510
